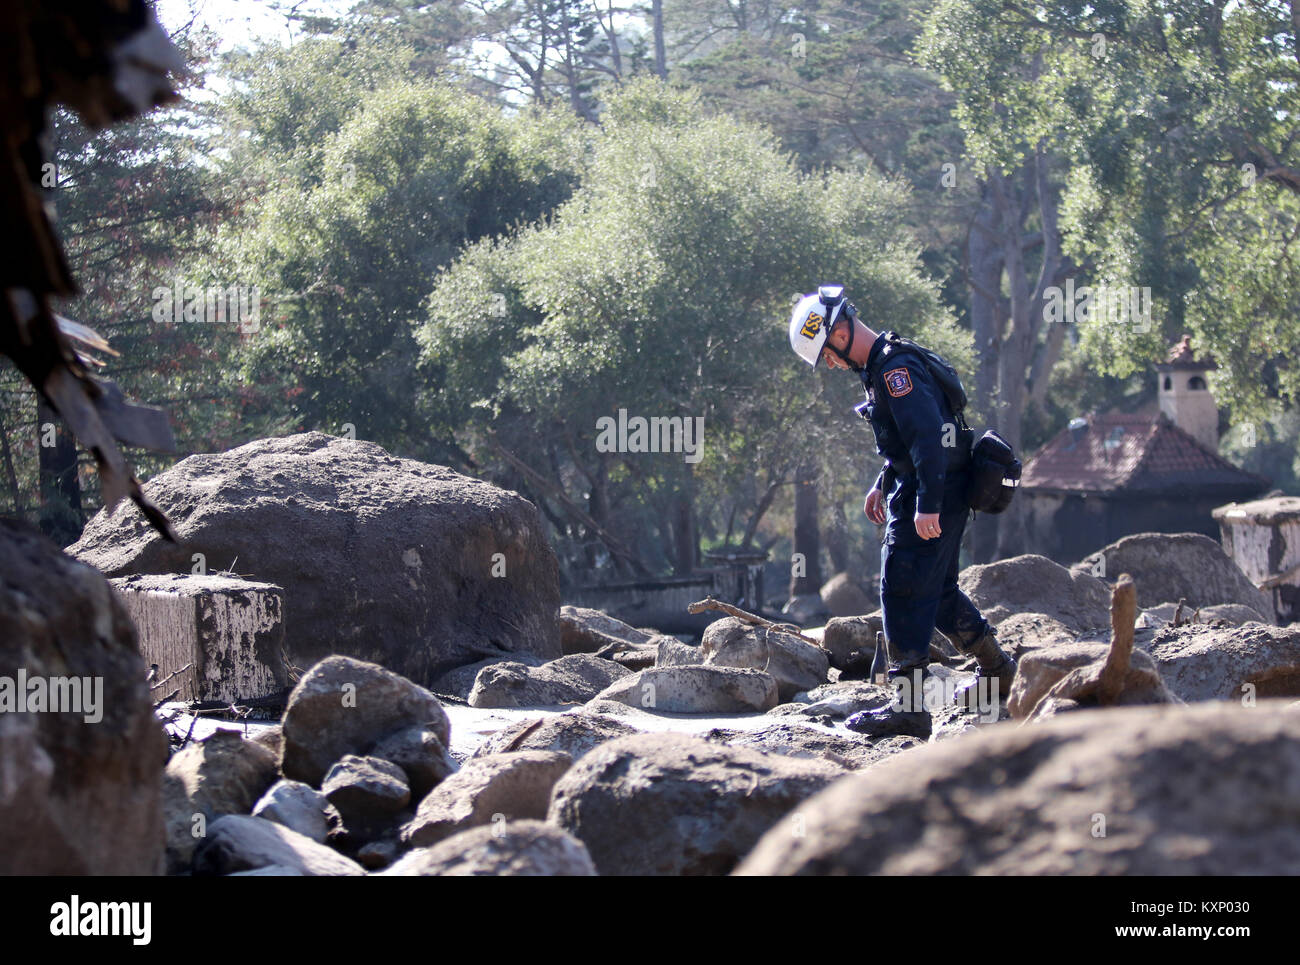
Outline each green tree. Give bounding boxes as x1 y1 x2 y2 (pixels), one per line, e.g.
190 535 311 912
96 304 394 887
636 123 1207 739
667 0 1075 563
0 26 236 541
418 80 966 582
917 0 1300 425
224 64 583 457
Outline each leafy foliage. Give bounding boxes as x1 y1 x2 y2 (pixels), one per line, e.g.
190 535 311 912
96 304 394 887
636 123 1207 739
420 80 965 577
918 0 1300 423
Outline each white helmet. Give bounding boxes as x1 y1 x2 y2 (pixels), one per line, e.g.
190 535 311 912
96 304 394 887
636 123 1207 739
789 285 850 368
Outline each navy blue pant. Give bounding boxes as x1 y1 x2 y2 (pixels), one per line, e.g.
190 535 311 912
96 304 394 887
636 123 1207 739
879 473 988 667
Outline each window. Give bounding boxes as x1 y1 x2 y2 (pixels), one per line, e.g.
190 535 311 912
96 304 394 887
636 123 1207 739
1188 376 1207 390
1163 375 1172 390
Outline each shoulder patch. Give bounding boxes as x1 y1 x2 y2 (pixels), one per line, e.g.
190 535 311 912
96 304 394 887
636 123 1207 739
883 367 913 398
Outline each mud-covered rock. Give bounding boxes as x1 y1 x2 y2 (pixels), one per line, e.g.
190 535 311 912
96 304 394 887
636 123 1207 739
70 432 563 685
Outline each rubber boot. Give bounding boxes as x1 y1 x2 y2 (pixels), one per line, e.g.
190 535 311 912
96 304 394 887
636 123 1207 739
956 626 1017 711
845 663 932 738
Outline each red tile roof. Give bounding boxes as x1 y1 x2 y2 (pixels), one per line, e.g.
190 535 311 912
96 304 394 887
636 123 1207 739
1020 412 1268 495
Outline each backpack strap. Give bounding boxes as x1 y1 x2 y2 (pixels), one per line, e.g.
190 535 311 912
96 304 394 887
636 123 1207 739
881 332 970 431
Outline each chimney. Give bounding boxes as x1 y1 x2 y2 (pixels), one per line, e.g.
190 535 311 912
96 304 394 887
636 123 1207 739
1155 334 1219 452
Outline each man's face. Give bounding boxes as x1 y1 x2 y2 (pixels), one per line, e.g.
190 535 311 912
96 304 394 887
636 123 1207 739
820 320 852 369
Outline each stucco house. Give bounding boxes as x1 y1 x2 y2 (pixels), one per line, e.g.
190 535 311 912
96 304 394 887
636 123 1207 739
1019 336 1270 563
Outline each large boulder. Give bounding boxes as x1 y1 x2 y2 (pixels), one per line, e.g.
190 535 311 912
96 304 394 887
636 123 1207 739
401 750 572 847
591 666 780 714
991 612 1077 658
0 519 167 875
959 554 1111 633
467 654 631 708
279 656 450 787
162 730 279 874
549 732 844 875
819 572 874 617
701 617 829 700
655 638 705 667
192 814 365 876
1074 532 1275 622
381 821 596 876
430 654 545 702
368 724 459 798
736 701 1300 875
821 613 955 669
557 606 656 655
1009 641 1178 720
820 616 879 668
469 711 639 760
1008 576 1178 720
69 432 562 685
320 755 411 830
1148 622 1300 702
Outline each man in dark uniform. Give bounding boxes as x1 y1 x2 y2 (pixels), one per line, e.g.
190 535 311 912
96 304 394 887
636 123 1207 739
788 286 1016 736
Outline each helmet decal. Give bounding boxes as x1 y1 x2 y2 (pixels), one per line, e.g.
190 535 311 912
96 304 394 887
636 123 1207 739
789 288 851 368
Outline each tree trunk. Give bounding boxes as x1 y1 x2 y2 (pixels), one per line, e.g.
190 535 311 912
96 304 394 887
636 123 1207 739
599 0 622 78
670 466 697 575
651 0 667 78
967 178 1005 563
36 398 83 545
962 140 1076 561
825 498 849 574
789 464 823 596
741 473 783 549
0 400 24 516
990 166 1035 559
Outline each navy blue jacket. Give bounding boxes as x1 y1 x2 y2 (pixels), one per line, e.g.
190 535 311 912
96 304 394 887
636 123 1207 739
860 332 969 515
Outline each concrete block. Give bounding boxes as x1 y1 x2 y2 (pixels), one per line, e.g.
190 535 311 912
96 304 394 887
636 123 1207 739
111 574 286 703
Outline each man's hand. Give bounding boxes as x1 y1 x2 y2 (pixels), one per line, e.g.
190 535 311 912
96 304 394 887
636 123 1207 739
864 487 886 525
914 510 941 540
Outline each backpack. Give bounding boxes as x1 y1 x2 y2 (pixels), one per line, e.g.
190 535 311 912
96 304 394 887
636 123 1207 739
967 429 1021 514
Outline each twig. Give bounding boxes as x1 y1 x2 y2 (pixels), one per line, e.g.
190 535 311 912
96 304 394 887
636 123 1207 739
501 717 547 753
687 596 825 651
149 663 191 692
185 689 290 714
